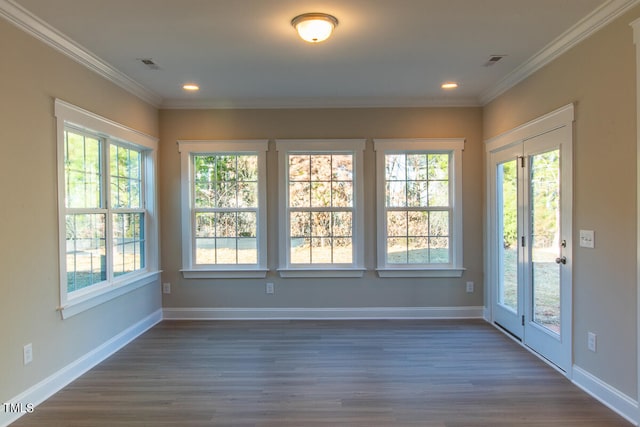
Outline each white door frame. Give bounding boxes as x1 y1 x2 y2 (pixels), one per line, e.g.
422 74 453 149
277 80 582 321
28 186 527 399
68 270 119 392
484 103 574 375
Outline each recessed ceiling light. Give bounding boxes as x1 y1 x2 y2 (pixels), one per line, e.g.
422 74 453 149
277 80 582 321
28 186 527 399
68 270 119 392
183 83 200 91
441 82 459 90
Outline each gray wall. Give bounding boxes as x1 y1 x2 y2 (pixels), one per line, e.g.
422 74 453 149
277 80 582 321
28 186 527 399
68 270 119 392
159 108 484 309
0 18 161 402
484 6 639 398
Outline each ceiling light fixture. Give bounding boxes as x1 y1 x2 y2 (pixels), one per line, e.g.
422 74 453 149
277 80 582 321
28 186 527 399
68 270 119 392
441 82 459 89
183 83 200 91
291 13 338 43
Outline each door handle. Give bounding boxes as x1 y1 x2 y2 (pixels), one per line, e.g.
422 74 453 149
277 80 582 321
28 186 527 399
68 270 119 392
555 256 567 265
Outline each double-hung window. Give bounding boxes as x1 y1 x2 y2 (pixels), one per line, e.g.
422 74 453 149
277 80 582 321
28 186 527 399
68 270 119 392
56 99 159 318
276 139 365 278
374 139 465 277
179 140 268 278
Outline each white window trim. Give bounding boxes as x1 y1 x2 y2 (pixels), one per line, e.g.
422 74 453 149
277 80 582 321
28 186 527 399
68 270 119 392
373 138 465 278
55 99 160 319
178 140 269 279
276 139 366 278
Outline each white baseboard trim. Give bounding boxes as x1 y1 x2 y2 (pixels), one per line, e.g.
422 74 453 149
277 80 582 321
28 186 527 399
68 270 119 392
1 309 162 427
162 306 485 320
572 365 639 426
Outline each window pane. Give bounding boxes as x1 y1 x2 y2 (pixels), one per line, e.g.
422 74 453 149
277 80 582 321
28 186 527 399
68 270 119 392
65 131 102 209
386 182 406 207
429 211 449 236
428 154 449 179
430 237 450 263
311 238 333 263
216 182 237 208
287 152 356 266
289 182 310 208
238 182 258 208
332 181 353 207
238 212 257 237
112 213 145 277
407 181 428 207
110 145 142 209
406 154 427 180
408 237 429 263
216 155 236 181
311 182 331 207
387 211 407 237
66 213 106 292
195 238 215 264
408 211 428 236
195 211 257 265
428 181 449 206
332 155 353 180
387 237 407 263
237 155 258 181
291 238 311 263
332 212 352 237
215 238 237 263
216 212 237 238
311 155 332 180
289 155 310 181
385 154 406 180
290 212 311 237
238 238 257 264
311 211 331 237
333 238 353 264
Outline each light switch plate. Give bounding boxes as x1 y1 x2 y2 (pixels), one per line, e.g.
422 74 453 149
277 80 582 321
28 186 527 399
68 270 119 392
579 230 595 248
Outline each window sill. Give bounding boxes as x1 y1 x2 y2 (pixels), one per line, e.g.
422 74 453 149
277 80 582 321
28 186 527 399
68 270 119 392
277 268 366 278
181 269 269 279
59 271 161 319
376 268 465 278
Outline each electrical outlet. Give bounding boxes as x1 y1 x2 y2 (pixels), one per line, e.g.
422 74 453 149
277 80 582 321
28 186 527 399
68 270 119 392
23 343 33 365
466 281 474 293
162 283 171 294
266 282 274 294
588 332 597 352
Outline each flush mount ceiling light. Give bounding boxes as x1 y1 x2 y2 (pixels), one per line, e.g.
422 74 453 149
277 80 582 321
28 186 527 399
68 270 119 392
441 82 459 89
291 13 339 43
182 83 200 91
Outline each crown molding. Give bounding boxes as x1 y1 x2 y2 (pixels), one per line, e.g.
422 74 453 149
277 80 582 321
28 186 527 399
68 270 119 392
0 0 163 107
480 0 640 105
160 95 482 110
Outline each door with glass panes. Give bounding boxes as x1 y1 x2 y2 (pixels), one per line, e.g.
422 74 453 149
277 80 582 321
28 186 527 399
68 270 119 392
491 125 572 373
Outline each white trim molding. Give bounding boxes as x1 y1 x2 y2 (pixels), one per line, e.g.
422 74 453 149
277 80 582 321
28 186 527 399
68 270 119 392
275 139 367 274
480 0 640 104
162 306 484 320
177 140 269 279
373 138 465 277
572 366 639 426
0 0 162 107
0 310 162 427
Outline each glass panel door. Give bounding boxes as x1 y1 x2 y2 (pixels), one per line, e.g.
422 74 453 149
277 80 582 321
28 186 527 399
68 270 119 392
529 149 561 335
498 159 519 313
491 145 524 338
489 122 572 373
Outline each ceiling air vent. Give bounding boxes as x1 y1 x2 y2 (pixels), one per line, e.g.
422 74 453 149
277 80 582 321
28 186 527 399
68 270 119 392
484 55 506 67
139 58 160 70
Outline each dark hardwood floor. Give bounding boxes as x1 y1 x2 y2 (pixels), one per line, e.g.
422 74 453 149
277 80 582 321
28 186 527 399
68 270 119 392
11 320 631 426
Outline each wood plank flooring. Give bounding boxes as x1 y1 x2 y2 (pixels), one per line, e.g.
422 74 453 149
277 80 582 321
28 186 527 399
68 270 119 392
11 320 631 426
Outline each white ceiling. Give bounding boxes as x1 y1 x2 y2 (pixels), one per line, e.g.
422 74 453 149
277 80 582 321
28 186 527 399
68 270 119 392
3 0 637 108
